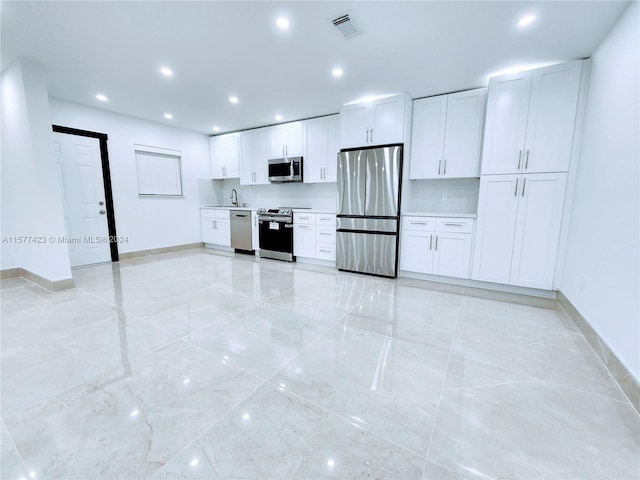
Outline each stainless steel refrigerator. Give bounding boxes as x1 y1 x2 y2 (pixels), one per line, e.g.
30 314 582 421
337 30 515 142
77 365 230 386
336 145 402 278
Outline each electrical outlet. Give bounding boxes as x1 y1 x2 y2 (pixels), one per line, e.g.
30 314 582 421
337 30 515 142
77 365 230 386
441 192 448 201
580 275 587 293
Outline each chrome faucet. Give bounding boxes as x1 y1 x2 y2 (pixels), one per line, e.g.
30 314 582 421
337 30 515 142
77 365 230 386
230 188 238 206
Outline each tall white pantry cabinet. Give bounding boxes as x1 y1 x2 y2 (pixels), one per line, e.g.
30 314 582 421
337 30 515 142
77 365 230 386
472 60 584 290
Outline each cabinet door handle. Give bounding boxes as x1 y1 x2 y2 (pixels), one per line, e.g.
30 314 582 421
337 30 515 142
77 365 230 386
525 150 530 169
438 160 442 175
514 178 519 197
443 159 447 175
370 128 373 142
444 223 463 227
410 221 427 225
286 144 288 156
522 177 527 197
319 232 331 236
435 235 438 251
518 150 522 170
365 128 369 143
319 249 331 253
430 235 433 250
298 225 310 229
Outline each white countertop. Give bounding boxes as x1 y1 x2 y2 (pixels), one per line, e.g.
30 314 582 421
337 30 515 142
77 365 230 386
293 209 336 214
201 205 259 211
201 206 337 214
402 212 477 218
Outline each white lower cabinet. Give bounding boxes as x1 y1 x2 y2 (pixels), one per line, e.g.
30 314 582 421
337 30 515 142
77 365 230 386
294 212 336 261
201 209 231 247
294 223 316 258
471 172 567 289
400 216 474 279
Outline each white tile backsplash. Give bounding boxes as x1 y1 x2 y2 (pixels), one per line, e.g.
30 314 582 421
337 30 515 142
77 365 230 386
199 175 479 214
201 179 338 211
401 177 479 214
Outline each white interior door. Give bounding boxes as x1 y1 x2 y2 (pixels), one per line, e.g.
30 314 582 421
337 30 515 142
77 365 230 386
54 132 111 267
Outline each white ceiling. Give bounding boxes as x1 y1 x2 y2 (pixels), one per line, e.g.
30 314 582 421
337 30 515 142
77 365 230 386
1 1 629 135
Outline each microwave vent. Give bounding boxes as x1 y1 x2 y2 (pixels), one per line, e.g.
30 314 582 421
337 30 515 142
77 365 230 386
329 11 363 39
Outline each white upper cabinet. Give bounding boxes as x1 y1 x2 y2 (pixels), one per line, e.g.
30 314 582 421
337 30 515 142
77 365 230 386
340 93 411 149
239 128 269 185
303 115 339 183
410 88 486 179
269 121 303 158
210 133 240 179
471 172 567 289
481 61 582 175
522 62 583 174
409 96 447 179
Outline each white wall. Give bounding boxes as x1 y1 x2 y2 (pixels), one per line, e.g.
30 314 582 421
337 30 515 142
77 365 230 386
559 3 639 381
49 99 210 254
1 60 72 281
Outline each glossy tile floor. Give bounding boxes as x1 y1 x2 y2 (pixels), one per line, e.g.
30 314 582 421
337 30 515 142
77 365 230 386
2 249 639 479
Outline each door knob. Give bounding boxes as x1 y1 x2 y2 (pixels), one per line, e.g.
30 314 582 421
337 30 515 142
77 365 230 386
99 210 106 214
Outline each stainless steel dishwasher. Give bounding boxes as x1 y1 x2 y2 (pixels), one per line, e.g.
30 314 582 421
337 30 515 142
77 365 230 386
230 210 253 252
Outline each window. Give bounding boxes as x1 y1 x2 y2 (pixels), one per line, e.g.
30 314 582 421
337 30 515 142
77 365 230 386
135 144 183 196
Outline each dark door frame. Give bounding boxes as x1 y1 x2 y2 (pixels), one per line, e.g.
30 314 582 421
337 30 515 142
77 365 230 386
52 125 119 262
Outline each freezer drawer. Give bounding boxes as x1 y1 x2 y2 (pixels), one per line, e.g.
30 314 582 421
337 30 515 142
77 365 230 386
336 231 398 278
337 217 398 233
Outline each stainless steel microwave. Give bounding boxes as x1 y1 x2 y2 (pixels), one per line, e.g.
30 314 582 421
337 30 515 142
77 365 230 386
268 157 303 183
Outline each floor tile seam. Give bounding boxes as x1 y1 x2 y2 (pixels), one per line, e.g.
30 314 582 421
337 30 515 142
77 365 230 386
335 322 458 362
258 381 430 462
441 378 638 410
1 418 31 476
5 337 196 419
424 308 462 461
533 379 639 410
146 366 272 480
557 301 640 417
441 379 543 393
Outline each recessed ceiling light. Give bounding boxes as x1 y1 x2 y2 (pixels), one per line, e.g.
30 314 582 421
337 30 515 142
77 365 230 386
164 113 173 119
160 67 173 77
229 96 239 104
213 126 220 132
276 17 289 29
96 94 108 102
275 114 283 121
517 14 536 27
332 68 344 78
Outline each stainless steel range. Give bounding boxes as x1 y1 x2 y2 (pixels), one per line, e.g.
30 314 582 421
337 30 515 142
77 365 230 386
257 208 295 262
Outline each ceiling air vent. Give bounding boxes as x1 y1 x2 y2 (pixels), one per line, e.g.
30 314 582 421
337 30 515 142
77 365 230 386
329 11 363 39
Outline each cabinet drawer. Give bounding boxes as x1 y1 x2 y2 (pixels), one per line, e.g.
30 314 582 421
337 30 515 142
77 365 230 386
402 216 436 232
294 212 315 225
316 243 336 261
316 226 336 244
316 214 337 226
202 209 230 220
436 218 474 234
